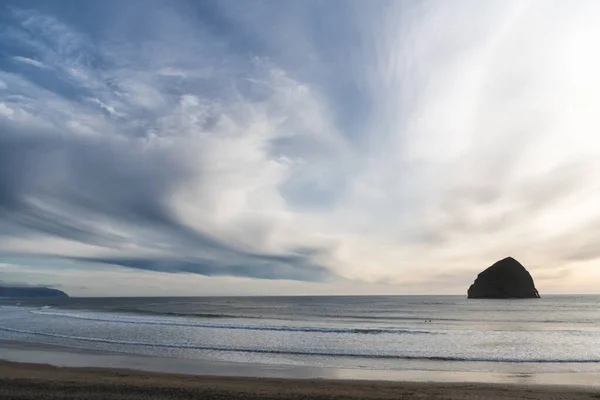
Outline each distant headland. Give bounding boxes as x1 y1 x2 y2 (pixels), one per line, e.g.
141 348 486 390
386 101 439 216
468 257 540 299
0 286 69 299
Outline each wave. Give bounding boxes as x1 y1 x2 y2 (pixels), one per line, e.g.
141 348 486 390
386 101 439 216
1 325 599 364
29 310 436 335
111 310 256 319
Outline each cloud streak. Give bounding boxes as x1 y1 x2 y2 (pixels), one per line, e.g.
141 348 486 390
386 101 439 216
1 0 600 293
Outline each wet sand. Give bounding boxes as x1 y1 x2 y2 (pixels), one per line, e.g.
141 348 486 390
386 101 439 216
1 360 600 400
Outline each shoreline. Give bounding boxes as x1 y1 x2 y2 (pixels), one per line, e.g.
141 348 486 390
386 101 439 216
2 340 600 389
2 360 600 400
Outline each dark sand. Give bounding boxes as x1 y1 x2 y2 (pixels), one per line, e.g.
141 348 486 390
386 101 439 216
1 360 600 400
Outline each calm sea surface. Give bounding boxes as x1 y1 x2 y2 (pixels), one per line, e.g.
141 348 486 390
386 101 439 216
1 295 600 374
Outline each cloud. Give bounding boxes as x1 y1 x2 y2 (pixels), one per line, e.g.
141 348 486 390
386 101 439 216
1 1 600 294
0 261 429 296
71 254 330 281
0 4 344 283
12 56 48 69
0 117 333 280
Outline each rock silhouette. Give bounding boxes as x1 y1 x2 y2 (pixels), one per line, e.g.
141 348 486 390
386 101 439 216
468 257 540 299
0 286 69 298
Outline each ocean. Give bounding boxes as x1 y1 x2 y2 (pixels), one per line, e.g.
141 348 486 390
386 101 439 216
1 295 600 378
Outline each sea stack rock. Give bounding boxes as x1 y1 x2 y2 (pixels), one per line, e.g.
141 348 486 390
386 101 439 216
468 257 540 299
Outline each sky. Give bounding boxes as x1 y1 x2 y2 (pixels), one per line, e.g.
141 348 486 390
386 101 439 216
1 0 600 296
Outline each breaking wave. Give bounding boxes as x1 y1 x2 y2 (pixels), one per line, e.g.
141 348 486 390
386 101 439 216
29 310 437 335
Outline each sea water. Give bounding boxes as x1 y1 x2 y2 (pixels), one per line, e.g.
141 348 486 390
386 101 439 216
1 295 599 375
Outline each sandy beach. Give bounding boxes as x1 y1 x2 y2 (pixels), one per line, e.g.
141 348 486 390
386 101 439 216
1 360 599 400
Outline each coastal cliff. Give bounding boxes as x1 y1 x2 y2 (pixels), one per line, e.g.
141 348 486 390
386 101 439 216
468 257 540 299
0 286 69 298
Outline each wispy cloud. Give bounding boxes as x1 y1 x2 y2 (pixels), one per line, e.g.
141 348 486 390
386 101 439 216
11 56 48 69
1 1 600 294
